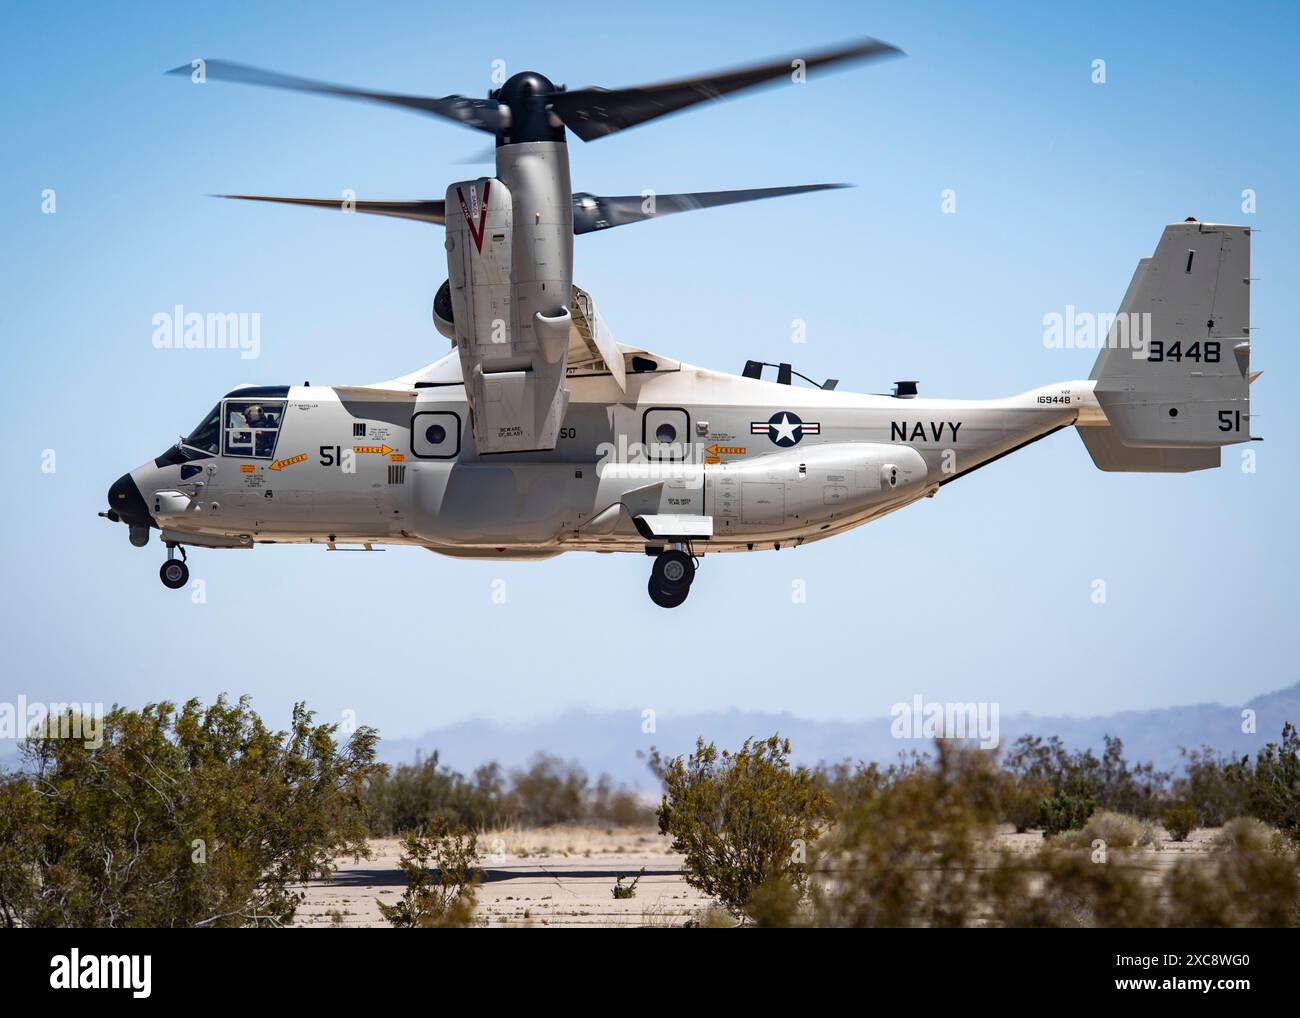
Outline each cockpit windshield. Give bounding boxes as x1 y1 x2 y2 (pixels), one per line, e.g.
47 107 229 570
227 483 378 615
184 404 222 455
223 400 285 459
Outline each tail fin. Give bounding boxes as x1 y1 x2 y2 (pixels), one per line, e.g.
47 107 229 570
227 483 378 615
1080 220 1254 472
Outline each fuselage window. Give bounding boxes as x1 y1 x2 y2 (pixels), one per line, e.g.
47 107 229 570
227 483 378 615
223 400 286 459
184 404 222 455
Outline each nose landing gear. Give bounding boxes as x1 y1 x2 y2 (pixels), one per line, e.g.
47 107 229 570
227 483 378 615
159 543 189 589
648 546 696 608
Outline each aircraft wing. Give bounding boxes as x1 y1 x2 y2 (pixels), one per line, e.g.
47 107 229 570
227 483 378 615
569 285 626 392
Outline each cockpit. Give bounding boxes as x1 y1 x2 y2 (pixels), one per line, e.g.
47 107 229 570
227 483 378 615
157 394 287 465
220 400 284 458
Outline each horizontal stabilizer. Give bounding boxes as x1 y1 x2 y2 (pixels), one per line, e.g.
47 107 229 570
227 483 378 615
1078 426 1221 473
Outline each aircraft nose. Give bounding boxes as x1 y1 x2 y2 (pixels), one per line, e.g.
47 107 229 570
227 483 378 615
107 471 152 528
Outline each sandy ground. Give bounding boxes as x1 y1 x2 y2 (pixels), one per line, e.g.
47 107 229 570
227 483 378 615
295 825 713 928
294 823 1222 928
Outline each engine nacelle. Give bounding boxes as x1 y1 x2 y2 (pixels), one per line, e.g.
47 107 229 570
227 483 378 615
432 279 455 342
444 148 574 454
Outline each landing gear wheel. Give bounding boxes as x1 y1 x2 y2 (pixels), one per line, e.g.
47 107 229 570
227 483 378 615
651 549 695 592
648 576 689 608
160 559 189 589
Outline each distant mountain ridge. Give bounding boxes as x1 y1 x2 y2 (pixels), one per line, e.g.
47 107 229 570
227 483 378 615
379 683 1300 789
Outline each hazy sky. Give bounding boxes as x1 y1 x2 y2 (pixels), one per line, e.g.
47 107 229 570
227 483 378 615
2 0 1296 746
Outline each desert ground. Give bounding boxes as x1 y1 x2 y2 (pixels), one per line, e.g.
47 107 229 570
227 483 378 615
296 825 714 928
294 823 1224 928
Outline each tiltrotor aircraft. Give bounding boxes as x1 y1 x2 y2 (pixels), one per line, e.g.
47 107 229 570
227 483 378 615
104 40 1258 606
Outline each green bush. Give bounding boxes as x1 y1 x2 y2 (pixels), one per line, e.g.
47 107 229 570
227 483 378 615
1038 776 1097 837
0 697 378 928
657 735 832 921
1164 804 1197 843
1003 776 1051 833
1174 747 1249 827
364 751 652 835
377 818 479 928
364 754 508 835
611 868 644 899
1239 724 1300 843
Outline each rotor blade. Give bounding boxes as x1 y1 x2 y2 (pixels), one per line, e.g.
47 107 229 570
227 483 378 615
571 183 850 234
549 38 901 141
456 144 499 164
215 194 446 224
217 184 846 232
167 59 502 134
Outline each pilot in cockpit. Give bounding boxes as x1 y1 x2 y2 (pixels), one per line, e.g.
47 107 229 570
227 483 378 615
242 404 279 457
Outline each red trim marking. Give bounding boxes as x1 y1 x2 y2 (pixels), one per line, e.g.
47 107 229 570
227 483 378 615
456 181 492 253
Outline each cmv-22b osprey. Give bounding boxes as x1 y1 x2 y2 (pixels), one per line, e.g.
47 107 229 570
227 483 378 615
104 40 1258 607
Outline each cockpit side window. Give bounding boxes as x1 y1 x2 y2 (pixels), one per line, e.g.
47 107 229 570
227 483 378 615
223 400 286 459
184 404 222 455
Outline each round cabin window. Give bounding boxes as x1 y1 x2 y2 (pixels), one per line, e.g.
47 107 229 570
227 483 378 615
655 422 677 444
426 424 447 445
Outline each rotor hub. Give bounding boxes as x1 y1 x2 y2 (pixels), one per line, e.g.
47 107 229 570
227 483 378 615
494 71 565 146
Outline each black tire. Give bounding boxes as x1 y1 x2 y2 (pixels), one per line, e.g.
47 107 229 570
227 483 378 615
647 576 689 608
160 559 189 589
651 549 694 592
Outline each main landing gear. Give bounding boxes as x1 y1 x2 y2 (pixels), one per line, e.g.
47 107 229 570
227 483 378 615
647 546 696 608
159 543 189 589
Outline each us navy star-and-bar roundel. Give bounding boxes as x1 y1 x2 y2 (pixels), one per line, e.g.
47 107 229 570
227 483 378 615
751 411 821 447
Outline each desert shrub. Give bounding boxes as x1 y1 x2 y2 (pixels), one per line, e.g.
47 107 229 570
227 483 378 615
366 751 650 834
1003 735 1171 821
1038 776 1097 837
589 775 655 826
985 847 1161 927
694 904 740 928
1003 776 1051 833
509 753 593 826
1238 724 1300 842
0 697 378 928
1174 747 1249 827
1003 734 1077 788
365 754 507 835
810 742 1004 928
378 818 479 928
1078 811 1147 849
1213 816 1278 853
611 868 644 899
1094 737 1171 819
1163 819 1298 927
1164 804 1197 842
657 735 832 921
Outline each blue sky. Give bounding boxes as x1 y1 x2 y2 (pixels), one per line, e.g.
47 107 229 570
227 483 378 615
1 0 1296 748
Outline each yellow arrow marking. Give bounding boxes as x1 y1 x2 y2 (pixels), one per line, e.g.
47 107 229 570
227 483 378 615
270 453 308 471
353 444 394 455
707 445 746 456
